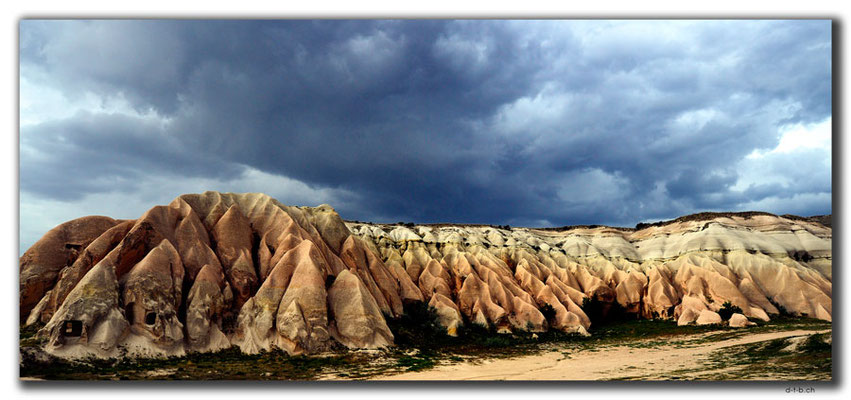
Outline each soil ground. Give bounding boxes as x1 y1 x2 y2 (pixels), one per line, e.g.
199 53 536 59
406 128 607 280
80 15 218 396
372 329 831 381
20 316 831 381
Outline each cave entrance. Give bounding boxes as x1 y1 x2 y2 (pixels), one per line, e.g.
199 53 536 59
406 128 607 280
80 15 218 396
145 312 157 326
61 320 83 337
125 303 135 324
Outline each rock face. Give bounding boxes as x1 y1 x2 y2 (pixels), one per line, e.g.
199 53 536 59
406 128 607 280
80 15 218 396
20 192 832 359
695 309 722 325
728 313 755 328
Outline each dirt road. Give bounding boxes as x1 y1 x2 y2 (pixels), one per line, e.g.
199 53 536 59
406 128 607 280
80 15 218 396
373 329 829 381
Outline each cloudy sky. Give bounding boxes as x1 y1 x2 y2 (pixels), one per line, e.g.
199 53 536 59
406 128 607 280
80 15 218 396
19 19 832 253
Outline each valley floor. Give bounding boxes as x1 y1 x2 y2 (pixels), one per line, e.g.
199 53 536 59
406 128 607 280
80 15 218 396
20 317 831 381
372 328 832 381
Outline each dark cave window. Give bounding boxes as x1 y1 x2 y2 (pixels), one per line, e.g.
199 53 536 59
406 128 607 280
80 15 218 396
145 312 157 325
125 303 135 323
61 320 83 337
64 243 82 250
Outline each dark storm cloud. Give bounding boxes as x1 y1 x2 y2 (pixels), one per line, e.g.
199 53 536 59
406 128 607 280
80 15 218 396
20 112 245 201
20 19 832 227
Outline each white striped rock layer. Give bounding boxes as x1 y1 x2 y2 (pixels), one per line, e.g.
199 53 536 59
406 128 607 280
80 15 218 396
20 192 831 359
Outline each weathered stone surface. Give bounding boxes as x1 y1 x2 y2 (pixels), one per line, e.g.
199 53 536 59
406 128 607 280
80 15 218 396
428 293 463 336
20 216 122 319
339 236 403 317
728 313 755 328
120 239 186 355
275 241 330 354
40 262 127 359
20 192 832 359
212 205 257 310
29 220 135 325
696 309 723 325
185 264 229 352
328 270 393 349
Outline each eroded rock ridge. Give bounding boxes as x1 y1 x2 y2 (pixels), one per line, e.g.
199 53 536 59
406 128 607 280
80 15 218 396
20 192 831 359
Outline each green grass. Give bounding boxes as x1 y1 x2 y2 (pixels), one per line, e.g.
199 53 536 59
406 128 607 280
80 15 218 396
679 332 832 381
18 307 831 380
395 352 437 372
386 301 585 359
19 322 44 348
20 345 368 380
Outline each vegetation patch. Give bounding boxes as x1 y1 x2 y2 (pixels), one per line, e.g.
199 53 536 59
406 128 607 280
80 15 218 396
581 296 634 326
666 332 832 381
717 301 743 321
19 322 45 348
19 345 366 381
19 309 831 380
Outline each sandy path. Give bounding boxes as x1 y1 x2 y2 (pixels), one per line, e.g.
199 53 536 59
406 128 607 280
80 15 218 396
374 329 829 381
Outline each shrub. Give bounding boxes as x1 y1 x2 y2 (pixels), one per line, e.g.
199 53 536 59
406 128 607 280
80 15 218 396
581 295 631 327
718 301 743 321
768 298 792 317
386 301 451 350
539 303 557 323
790 251 813 262
800 332 831 353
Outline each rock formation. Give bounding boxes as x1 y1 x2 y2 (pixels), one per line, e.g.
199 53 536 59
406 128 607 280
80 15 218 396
19 192 832 359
